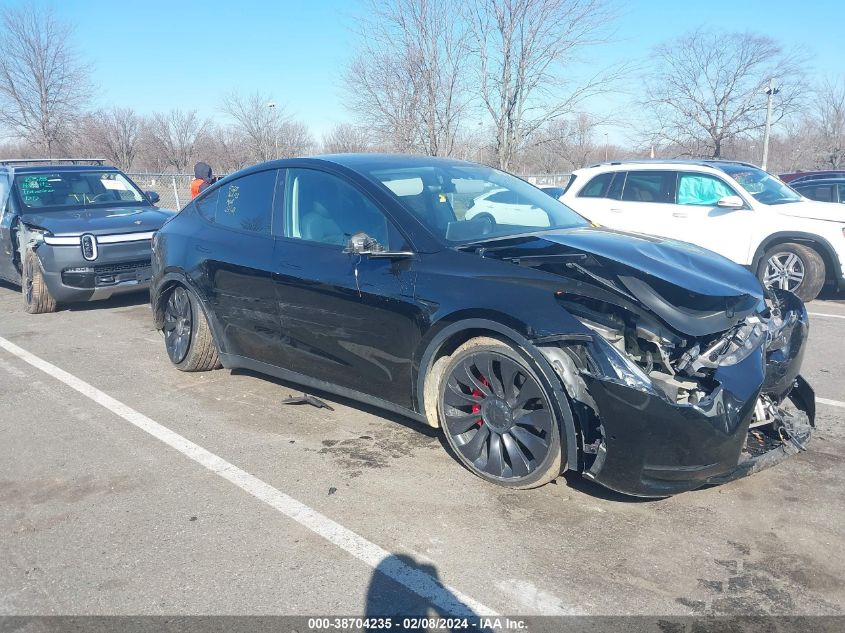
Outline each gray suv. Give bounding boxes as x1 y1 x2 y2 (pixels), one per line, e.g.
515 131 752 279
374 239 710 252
0 159 175 313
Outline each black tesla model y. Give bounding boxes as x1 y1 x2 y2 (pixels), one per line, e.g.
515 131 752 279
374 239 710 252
150 155 814 496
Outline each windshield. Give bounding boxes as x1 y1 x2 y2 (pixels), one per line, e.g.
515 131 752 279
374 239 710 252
14 170 146 211
366 163 588 243
718 164 802 205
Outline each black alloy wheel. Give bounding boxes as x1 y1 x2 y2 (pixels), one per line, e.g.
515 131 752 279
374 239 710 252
438 340 562 488
164 286 192 364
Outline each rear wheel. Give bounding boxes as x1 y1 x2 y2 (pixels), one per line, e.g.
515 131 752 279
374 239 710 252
437 338 563 488
22 248 57 314
163 285 220 371
757 243 825 302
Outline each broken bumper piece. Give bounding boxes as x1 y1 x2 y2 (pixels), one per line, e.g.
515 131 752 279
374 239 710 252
542 288 814 497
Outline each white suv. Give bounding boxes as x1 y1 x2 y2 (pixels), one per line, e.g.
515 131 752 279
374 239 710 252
560 160 845 301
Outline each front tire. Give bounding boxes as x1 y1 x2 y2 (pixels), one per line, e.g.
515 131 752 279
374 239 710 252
436 337 563 489
757 243 825 302
22 248 57 314
163 285 220 371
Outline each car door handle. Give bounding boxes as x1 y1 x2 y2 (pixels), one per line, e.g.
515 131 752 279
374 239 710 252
609 208 623 213
195 244 211 253
672 212 688 218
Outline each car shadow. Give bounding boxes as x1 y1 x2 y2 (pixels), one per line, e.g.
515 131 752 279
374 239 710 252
63 290 151 312
228 367 440 439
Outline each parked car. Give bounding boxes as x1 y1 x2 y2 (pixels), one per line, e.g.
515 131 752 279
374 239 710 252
560 160 845 301
0 159 174 313
465 187 551 227
779 170 845 184
539 185 566 198
791 177 845 204
150 154 813 497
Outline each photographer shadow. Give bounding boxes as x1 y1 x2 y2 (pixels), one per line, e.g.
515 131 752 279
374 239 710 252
364 554 493 633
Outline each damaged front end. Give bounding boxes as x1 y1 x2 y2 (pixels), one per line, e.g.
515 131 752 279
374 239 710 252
480 229 816 497
539 284 813 497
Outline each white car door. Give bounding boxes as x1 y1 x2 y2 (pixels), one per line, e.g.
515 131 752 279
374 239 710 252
608 170 679 237
667 171 755 263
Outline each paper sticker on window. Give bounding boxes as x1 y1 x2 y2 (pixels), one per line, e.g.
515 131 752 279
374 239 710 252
225 185 240 215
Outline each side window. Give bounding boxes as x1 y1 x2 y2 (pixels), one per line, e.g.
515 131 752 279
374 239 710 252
215 170 277 235
195 188 219 222
285 168 404 250
577 173 613 198
799 184 833 202
838 184 845 203
0 174 10 218
676 172 739 206
606 172 625 200
621 171 676 203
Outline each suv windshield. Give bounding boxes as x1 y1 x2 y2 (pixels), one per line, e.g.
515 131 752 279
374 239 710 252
13 170 146 211
717 164 801 205
366 163 588 243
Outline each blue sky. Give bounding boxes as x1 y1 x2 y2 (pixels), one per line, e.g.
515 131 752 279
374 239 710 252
3 0 844 142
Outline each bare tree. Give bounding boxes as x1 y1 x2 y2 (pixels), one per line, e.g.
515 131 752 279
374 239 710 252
276 121 314 158
642 29 808 159
220 91 285 162
321 123 372 153
146 109 206 172
467 0 616 170
79 107 142 170
345 0 470 156
0 5 90 155
810 78 845 168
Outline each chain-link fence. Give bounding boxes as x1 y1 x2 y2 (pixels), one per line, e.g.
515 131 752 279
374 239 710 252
126 173 194 210
520 173 573 188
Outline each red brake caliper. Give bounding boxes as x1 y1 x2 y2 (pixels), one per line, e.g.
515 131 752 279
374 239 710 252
471 376 489 427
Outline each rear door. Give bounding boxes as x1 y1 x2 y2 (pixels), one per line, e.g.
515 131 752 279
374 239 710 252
603 170 678 236
193 168 282 365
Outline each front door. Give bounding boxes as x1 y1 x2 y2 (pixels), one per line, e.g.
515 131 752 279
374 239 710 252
665 171 754 263
0 172 18 282
271 167 420 407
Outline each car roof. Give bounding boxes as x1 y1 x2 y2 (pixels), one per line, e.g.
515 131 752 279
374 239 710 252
791 178 845 186
313 153 478 171
582 159 759 171
3 164 120 174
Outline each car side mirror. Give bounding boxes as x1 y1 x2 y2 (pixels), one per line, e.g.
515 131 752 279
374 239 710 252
146 191 161 204
343 232 413 259
716 195 744 209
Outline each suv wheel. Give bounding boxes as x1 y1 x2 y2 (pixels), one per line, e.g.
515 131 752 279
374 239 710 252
22 248 57 314
757 243 825 302
163 285 220 371
437 337 563 488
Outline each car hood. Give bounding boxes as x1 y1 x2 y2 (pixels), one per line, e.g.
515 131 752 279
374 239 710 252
776 200 845 223
469 227 765 336
21 206 177 237
477 227 764 298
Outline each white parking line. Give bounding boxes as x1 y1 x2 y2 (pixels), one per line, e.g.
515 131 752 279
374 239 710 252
0 335 498 618
818 397 845 409
809 312 845 320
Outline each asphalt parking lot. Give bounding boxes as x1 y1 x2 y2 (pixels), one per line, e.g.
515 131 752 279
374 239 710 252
1 282 844 619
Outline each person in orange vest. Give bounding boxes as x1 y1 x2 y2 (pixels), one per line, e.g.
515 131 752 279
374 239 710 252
190 162 214 198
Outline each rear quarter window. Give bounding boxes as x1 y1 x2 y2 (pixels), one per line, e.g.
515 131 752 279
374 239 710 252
577 173 614 198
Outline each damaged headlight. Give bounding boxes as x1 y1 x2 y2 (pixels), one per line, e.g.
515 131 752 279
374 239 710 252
583 332 655 392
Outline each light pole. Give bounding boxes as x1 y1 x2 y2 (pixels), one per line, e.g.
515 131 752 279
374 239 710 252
604 132 609 161
268 102 279 159
761 78 780 171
